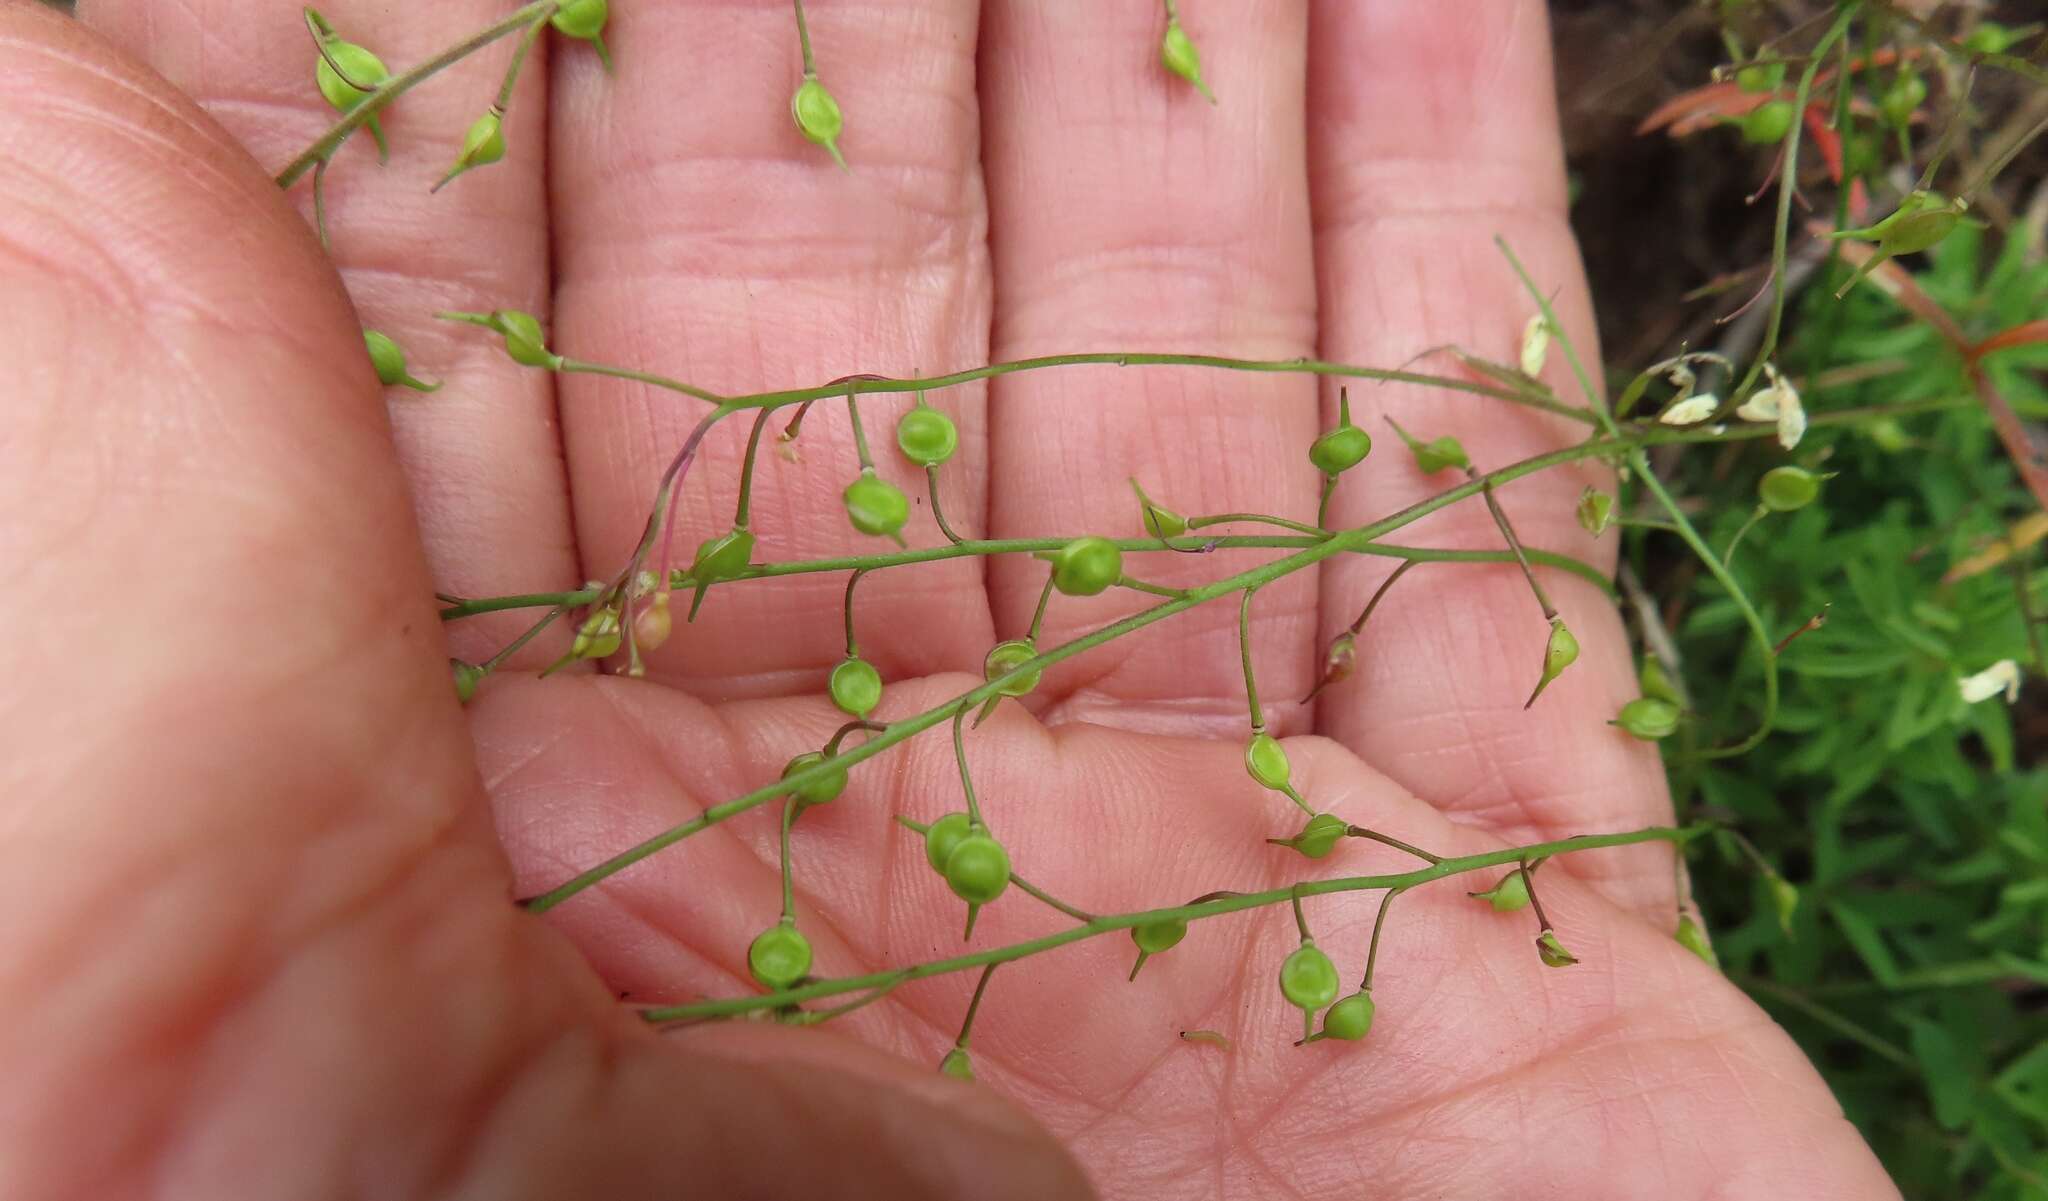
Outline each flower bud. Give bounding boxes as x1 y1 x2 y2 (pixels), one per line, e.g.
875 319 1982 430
1735 61 1785 93
1321 990 1375 1042
1468 869 1531 912
1612 696 1681 740
1767 874 1799 937
450 659 485 704
843 470 909 543
1639 654 1682 706
1879 71 1926 127
1957 659 2021 705
1535 930 1579 968
938 1047 975 1081
1962 22 2018 55
363 330 439 392
1739 98 1795 144
1576 487 1613 536
1658 393 1719 425
1758 465 1820 512
792 76 848 169
1130 479 1188 539
1519 314 1552 377
1524 618 1579 708
1675 915 1718 967
1160 20 1216 103
1244 732 1291 791
829 655 883 718
434 109 507 192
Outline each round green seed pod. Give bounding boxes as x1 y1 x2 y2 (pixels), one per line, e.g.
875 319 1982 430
1132 918 1188 955
1962 22 2015 55
1413 435 1470 475
944 834 1011 905
1244 732 1290 791
791 77 846 167
492 310 556 368
938 1047 975 1081
1675 915 1719 967
315 40 389 111
550 0 608 39
1279 942 1340 1011
1740 98 1795 144
1880 72 1927 127
1309 425 1372 476
1322 990 1376 1042
571 606 622 661
829 656 883 717
982 639 1041 697
748 922 813 990
1159 21 1214 102
1735 61 1786 93
1050 536 1122 597
1292 813 1348 860
365 330 408 386
923 812 973 873
1469 869 1531 912
782 751 847 807
1614 696 1682 740
843 472 909 540
450 659 485 704
692 529 756 582
897 407 958 467
1758 465 1820 512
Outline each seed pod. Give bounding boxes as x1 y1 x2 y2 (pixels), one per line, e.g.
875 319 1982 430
896 405 959 467
550 0 612 70
829 655 883 717
1159 20 1215 103
982 639 1042 697
1962 22 2016 55
1613 696 1681 740
1740 98 1795 144
1639 654 1682 707
1321 990 1375 1042
1767 874 1799 937
1128 917 1188 981
1535 930 1579 968
1244 732 1291 791
938 1047 975 1081
791 76 848 169
692 528 757 582
748 921 814 990
435 109 506 192
923 812 974 873
313 38 391 158
1309 388 1372 476
632 591 673 651
1758 465 1820 512
1129 479 1188 540
1576 487 1613 536
452 309 561 370
1524 618 1579 707
450 659 485 704
944 834 1011 905
1049 536 1122 597
1675 915 1718 967
782 751 848 808
1271 813 1347 860
1303 632 1356 702
1879 71 1926 127
844 471 909 543
1278 942 1339 1011
363 330 439 392
1468 869 1531 912
1735 61 1786 93
1387 416 1469 475
571 605 622 661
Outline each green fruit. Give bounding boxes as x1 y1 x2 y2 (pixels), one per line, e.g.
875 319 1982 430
1735 61 1785 92
314 40 388 110
1130 479 1187 539
570 606 622 660
1880 72 1926 127
550 0 608 39
792 77 847 167
1873 191 1963 256
1288 813 1348 860
782 751 847 807
492 310 557 368
1740 98 1795 144
365 330 406 385
1160 20 1214 102
897 407 959 467
438 111 505 188
938 1047 975 1080
1469 869 1531 912
1309 425 1372 476
1050 536 1122 597
1759 465 1820 512
692 529 756 582
1279 942 1339 1011
1527 618 1579 705
1535 930 1579 968
1576 487 1613 536
450 659 485 704
829 656 883 717
1244 732 1291 791
1639 654 1683 706
1412 435 1469 474
944 835 1011 905
1614 696 1682 740
1962 22 2015 55
748 922 813 990
1132 919 1188 954
1322 990 1376 1041
843 472 909 540
923 813 974 872
983 639 1042 697
1675 915 1719 967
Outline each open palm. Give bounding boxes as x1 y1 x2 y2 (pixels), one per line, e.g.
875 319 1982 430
7 0 1896 1197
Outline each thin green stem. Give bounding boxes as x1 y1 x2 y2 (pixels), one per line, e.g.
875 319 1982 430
1026 572 1056 642
1118 576 1188 600
1476 473 1557 621
953 710 982 828
1722 504 1768 567
1277 783 1316 817
1240 588 1264 732
843 569 865 656
1342 826 1441 865
1741 977 1915 1069
277 2 558 189
1520 860 1551 932
639 826 1705 1021
845 394 875 470
1290 887 1312 942
792 0 818 75
734 408 773 530
779 798 797 921
1362 887 1403 990
493 11 550 110
1188 513 1330 538
480 605 564 673
927 465 967 545
1346 558 1419 638
894 816 1095 922
556 358 726 405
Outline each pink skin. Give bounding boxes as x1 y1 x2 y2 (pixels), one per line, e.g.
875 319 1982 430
2 1 1899 1198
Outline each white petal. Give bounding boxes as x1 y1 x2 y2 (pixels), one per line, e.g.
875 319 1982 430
1957 660 2021 705
1519 315 1551 377
1735 391 1781 422
1659 394 1720 425
1776 390 1807 450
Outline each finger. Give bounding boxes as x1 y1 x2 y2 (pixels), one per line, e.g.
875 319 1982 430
548 0 996 696
1305 0 1673 916
979 1 1322 738
79 0 578 666
0 16 1089 1199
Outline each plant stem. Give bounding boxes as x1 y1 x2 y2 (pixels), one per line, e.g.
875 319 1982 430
792 0 818 76
638 826 1706 1021
953 710 982 828
927 465 968 545
1362 887 1403 990
734 409 773 530
1240 588 1264 731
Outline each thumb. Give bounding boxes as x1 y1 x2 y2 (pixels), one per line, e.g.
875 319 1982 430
0 7 1089 1199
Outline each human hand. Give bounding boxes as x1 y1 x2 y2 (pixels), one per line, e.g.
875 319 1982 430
6 1 1897 1197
